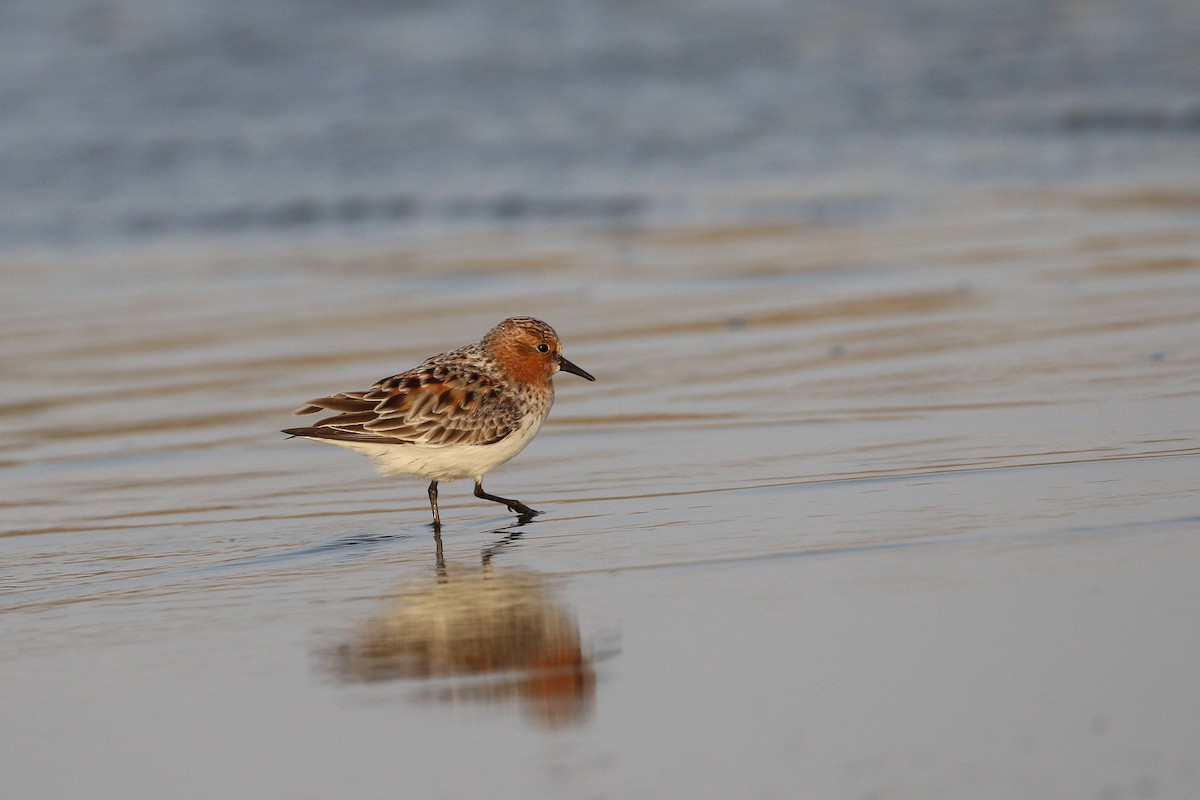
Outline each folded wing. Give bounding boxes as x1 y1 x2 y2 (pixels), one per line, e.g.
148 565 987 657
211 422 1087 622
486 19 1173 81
284 365 520 447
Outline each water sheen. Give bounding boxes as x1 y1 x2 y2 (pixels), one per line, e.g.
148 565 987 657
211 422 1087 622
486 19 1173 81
5 187 1200 799
4 2 1200 798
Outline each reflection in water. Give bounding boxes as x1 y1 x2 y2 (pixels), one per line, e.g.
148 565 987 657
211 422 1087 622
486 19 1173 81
326 529 596 728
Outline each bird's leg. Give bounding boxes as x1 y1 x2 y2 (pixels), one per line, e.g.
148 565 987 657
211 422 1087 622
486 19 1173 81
474 480 538 518
427 480 441 528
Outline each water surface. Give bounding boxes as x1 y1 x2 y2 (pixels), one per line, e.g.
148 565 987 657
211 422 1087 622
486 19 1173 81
4 185 1200 799
4 1 1200 797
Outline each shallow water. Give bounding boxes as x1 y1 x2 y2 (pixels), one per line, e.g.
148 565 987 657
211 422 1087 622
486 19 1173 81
5 0 1200 796
4 0 1200 249
4 183 1200 798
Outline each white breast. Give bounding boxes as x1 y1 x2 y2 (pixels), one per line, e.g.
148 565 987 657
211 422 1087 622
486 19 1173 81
326 412 546 482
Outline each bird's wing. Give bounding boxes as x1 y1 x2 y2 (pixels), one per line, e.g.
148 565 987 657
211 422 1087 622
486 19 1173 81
286 363 522 447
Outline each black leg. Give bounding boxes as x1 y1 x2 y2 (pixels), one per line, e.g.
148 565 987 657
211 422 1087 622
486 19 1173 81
427 480 441 527
474 480 538 518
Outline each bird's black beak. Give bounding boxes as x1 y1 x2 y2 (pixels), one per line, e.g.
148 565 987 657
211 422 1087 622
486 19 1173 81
558 356 595 381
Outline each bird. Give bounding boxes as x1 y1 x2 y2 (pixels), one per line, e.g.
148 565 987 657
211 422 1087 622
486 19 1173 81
283 316 595 526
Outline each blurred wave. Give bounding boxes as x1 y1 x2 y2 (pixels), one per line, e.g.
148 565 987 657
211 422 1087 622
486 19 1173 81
2 0 1199 248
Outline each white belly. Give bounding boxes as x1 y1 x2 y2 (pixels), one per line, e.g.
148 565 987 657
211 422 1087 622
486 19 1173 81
326 413 545 482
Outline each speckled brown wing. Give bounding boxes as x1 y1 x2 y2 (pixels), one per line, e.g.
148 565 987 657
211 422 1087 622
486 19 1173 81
285 358 522 447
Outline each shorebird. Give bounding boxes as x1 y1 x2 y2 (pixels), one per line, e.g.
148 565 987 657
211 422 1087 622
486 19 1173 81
283 316 594 525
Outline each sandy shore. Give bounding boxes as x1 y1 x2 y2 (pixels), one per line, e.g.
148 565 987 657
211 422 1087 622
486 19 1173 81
4 181 1199 798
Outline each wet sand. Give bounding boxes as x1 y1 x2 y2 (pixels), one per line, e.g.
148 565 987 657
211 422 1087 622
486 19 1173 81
4 184 1199 798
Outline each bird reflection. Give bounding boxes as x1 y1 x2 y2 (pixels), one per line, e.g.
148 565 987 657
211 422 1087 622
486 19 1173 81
326 524 595 728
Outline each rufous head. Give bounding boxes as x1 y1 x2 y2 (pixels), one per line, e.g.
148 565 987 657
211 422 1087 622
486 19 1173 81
483 317 595 385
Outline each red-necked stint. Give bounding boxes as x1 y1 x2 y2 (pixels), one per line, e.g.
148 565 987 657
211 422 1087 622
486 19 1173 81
283 317 594 525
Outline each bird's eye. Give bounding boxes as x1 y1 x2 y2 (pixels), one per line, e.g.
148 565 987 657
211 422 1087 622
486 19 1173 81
536 343 550 353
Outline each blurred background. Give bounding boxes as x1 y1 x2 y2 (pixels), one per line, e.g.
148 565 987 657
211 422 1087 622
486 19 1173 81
4 3 1200 799
4 0 1198 253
